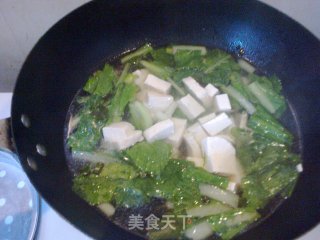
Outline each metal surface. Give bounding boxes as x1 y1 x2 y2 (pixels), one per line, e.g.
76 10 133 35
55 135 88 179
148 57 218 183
0 149 39 240
11 0 320 239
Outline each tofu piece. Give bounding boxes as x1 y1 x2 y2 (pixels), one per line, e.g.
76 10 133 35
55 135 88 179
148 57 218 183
110 131 143 151
201 137 243 182
102 122 143 151
177 94 205 120
187 122 208 144
205 84 219 98
201 113 233 136
102 122 134 141
144 74 172 94
167 118 187 147
198 113 216 125
144 119 174 142
186 157 204 167
182 77 212 107
133 69 149 88
214 94 232 112
145 91 174 111
183 133 202 158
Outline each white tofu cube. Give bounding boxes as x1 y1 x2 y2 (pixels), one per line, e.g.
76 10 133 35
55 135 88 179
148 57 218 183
144 119 174 142
102 122 134 141
102 122 143 151
145 91 174 111
112 131 143 150
187 122 208 144
214 94 232 112
201 137 243 182
183 133 202 158
182 77 212 107
177 94 205 120
167 118 187 147
201 113 232 136
144 74 172 94
133 69 149 88
198 113 216 125
205 84 219 98
186 157 204 167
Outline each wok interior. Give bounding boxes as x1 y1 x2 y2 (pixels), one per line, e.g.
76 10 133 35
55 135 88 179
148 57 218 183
63 54 302 238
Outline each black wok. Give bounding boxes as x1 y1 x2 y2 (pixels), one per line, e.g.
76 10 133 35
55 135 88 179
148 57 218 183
11 0 320 239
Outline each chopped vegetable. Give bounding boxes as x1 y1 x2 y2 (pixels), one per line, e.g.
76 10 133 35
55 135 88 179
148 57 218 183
248 113 293 144
68 95 108 151
174 49 203 69
117 63 131 85
72 150 120 164
248 74 286 117
237 59 255 73
151 48 175 66
99 162 138 179
125 141 172 176
83 64 115 96
241 145 300 209
221 85 256 114
107 83 138 124
172 45 207 55
206 209 260 239
182 163 229 189
186 201 232 218
140 60 173 80
184 222 213 240
153 159 203 211
230 128 256 170
129 101 153 130
199 184 239 208
121 43 153 63
73 174 120 205
113 182 147 208
98 203 116 217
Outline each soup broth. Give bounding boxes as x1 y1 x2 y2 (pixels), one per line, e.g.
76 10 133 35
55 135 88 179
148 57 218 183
65 45 301 240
